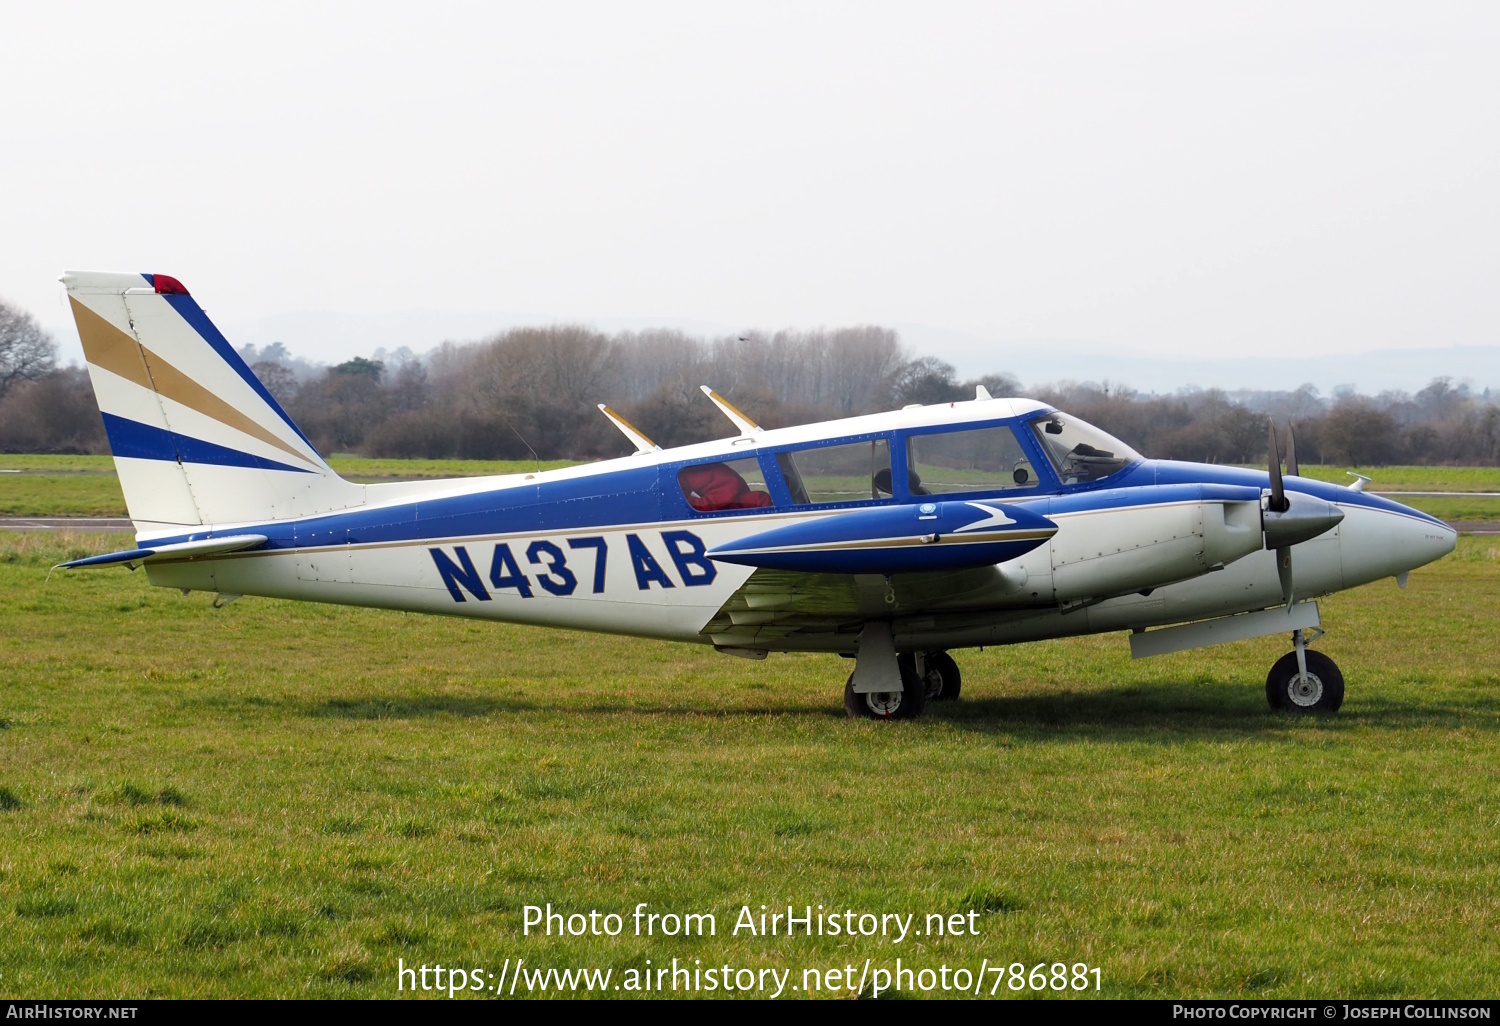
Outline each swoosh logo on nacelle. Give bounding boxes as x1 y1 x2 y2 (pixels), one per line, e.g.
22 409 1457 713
707 500 1056 575
953 502 1017 533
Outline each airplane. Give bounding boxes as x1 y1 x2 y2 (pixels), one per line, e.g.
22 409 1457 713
55 271 1457 720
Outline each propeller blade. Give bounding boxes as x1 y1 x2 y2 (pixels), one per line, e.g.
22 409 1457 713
1276 545 1294 608
1285 422 1299 477
1267 421 1289 512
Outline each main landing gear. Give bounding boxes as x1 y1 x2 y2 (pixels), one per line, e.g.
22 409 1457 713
919 651 962 702
844 649 962 720
1266 627 1344 714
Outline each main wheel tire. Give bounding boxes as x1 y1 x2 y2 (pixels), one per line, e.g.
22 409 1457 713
844 659 928 720
920 651 962 701
1266 649 1344 714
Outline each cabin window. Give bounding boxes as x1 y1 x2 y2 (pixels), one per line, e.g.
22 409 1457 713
906 424 1037 494
1028 412 1140 484
677 457 774 512
775 438 891 505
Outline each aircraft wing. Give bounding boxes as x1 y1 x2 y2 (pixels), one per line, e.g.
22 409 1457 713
702 562 1044 650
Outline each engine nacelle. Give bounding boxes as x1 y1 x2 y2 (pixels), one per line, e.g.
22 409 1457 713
1046 485 1265 603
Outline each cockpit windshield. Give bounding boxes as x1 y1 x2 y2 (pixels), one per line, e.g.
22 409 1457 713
1028 412 1141 484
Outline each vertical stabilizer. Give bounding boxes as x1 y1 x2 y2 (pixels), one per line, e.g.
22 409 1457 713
62 271 364 537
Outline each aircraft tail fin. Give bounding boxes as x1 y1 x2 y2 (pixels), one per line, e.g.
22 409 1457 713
61 271 362 537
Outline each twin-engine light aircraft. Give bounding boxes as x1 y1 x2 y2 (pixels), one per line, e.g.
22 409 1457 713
58 271 1457 720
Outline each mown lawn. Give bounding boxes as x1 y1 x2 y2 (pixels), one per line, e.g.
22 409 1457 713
0 473 128 517
1294 465 1500 491
0 531 1497 998
0 457 578 516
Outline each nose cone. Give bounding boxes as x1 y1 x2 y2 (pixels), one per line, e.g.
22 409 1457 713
1338 499 1457 588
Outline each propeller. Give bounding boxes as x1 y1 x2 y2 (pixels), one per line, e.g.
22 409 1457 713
1267 421 1290 514
1264 419 1343 609
1267 421 1293 604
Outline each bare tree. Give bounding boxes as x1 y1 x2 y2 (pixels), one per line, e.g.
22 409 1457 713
892 356 960 406
612 329 703 403
0 301 57 400
0 368 106 453
1322 399 1402 466
251 361 300 405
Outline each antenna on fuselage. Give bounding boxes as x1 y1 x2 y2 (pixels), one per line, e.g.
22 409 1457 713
597 404 660 454
699 385 760 436
975 384 993 400
495 410 541 474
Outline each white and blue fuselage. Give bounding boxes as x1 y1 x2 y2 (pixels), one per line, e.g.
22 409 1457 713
116 401 1452 655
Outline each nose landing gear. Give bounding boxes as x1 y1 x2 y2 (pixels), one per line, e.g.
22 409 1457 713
1266 628 1344 713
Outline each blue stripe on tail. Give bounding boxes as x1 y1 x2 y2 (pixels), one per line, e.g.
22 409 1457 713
100 413 315 473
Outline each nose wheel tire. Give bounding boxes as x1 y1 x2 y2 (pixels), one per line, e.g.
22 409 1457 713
1266 649 1344 714
920 651 962 701
844 660 928 721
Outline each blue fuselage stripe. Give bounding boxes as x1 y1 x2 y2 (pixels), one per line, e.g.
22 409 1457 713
140 449 1448 552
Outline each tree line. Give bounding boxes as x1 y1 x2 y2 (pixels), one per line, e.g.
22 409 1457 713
2 297 1498 466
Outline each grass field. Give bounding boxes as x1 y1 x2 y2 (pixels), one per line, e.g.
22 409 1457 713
2 525 1498 998
1294 465 1500 491
0 456 577 517
4 456 1498 520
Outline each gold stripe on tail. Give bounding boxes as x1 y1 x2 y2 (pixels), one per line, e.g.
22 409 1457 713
71 297 313 466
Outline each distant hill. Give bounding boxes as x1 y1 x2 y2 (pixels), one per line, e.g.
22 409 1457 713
896 323 1500 397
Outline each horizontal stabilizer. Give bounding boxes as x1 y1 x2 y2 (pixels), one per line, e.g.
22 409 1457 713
56 534 268 570
708 501 1056 574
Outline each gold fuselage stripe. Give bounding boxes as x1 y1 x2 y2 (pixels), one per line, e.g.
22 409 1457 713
721 528 1057 556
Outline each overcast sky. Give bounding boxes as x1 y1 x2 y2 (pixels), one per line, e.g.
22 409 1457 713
3 1 1498 374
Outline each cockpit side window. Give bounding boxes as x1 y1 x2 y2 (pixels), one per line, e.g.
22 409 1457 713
906 424 1039 494
678 457 775 512
1028 412 1141 484
776 438 891 505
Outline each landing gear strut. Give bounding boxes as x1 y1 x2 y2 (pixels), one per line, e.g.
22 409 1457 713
1266 627 1344 714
